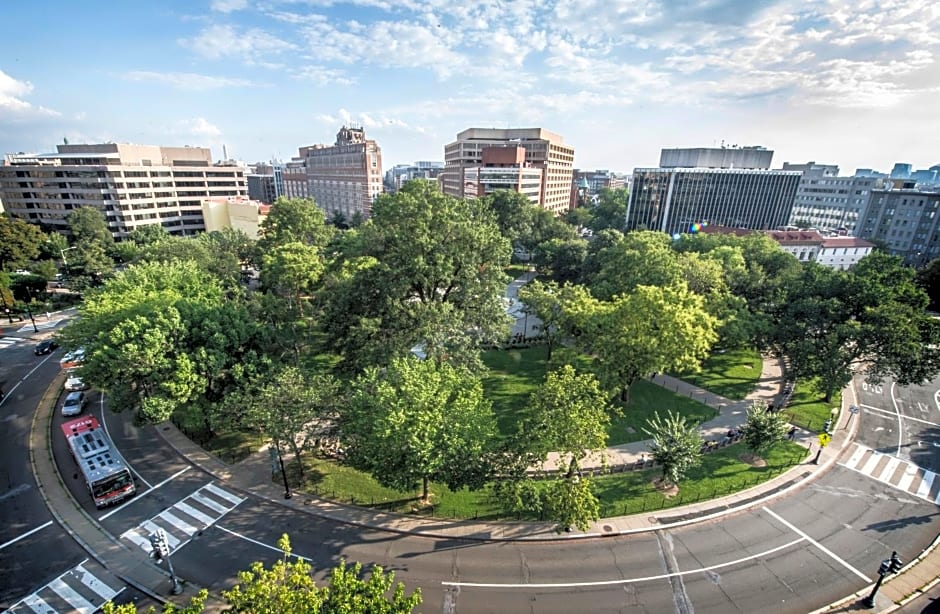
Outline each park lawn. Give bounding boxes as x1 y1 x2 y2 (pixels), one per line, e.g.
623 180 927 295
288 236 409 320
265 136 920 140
504 264 532 279
674 347 763 400
607 380 718 445
592 440 808 517
482 347 550 436
784 377 842 432
286 440 808 521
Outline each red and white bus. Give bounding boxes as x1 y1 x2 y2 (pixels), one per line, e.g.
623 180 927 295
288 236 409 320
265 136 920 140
60 416 136 508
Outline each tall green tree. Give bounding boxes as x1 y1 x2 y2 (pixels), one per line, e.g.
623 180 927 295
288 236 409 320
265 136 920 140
483 189 536 245
644 410 703 488
774 254 940 401
344 356 497 500
568 283 718 402
321 180 511 371
544 475 600 533
0 216 45 271
257 197 332 253
589 230 684 300
67 207 115 284
518 280 592 361
533 237 588 284
587 187 629 233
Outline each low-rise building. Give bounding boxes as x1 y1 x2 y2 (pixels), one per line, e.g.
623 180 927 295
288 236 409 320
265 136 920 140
200 196 270 239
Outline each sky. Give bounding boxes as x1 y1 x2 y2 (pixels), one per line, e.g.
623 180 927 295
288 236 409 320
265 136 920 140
1 0 938 175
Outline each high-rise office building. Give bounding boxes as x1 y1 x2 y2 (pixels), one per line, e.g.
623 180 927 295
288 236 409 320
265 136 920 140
296 126 383 221
442 128 575 215
856 181 940 266
384 161 444 193
0 143 247 238
627 147 800 234
783 161 877 234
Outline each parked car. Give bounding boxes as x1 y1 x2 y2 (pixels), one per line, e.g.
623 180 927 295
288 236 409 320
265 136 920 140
59 347 86 369
35 339 59 355
65 373 88 391
62 391 87 417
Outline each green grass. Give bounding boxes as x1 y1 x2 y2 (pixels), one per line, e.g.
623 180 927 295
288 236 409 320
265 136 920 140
593 440 808 516
607 380 718 445
673 347 763 400
784 377 841 432
287 440 808 521
504 264 533 279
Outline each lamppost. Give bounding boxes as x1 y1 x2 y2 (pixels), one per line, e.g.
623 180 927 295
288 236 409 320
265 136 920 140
863 551 903 608
60 246 77 266
274 439 292 499
23 286 38 333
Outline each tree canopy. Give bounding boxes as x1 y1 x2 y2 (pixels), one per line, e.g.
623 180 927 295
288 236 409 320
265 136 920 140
0 216 45 271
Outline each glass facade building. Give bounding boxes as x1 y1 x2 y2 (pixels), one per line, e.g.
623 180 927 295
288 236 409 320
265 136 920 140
627 168 801 235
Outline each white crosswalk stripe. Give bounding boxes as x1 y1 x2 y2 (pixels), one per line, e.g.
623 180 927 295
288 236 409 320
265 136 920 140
7 559 123 614
0 336 23 349
120 482 244 556
839 442 940 504
16 319 64 333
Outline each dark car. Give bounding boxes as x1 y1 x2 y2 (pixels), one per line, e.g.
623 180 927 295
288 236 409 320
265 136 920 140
35 339 59 355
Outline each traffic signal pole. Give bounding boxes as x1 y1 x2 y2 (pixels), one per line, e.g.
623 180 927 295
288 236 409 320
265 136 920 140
863 551 903 608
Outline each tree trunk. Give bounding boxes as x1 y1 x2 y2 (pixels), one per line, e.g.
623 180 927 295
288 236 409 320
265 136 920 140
619 384 630 404
546 338 554 362
564 456 579 479
422 476 430 501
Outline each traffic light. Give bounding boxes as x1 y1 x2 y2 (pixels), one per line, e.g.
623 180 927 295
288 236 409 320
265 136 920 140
889 551 903 573
878 559 891 575
148 529 170 561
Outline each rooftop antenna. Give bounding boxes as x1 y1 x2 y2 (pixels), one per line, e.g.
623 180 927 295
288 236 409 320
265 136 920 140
223 144 228 160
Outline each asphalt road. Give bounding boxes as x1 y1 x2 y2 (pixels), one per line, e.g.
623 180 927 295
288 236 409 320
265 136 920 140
0 327 94 610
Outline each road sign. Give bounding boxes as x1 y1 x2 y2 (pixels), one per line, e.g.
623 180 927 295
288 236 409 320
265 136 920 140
818 433 832 447
850 405 859 414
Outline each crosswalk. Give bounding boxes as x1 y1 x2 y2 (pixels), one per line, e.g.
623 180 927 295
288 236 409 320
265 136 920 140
120 482 244 555
839 442 940 504
7 559 124 614
0 336 24 350
17 319 64 333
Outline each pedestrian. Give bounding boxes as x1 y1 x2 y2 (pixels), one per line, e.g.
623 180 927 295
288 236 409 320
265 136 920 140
787 426 797 441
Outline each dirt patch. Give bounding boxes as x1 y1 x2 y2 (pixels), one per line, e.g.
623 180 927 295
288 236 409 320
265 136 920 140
739 452 767 467
652 477 679 498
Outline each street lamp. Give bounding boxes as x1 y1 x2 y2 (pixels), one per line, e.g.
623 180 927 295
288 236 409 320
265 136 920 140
274 439 292 499
862 551 903 608
60 246 77 266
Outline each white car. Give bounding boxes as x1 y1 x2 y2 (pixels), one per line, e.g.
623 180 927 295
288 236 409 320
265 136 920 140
65 374 88 391
62 391 87 417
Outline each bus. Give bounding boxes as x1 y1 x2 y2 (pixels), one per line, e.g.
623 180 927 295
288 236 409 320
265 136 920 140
60 416 136 508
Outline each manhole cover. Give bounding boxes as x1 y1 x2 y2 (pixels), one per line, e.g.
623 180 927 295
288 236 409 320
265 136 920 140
603 525 613 533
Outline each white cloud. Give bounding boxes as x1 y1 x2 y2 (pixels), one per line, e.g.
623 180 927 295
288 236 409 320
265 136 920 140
0 69 60 118
180 24 294 60
210 0 249 13
315 108 426 134
175 117 223 140
292 65 355 86
123 71 257 90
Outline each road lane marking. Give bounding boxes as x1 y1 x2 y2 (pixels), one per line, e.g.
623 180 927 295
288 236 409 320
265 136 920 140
215 525 313 562
8 558 124 614
98 465 191 520
843 445 867 470
160 510 198 535
762 507 871 583
890 382 903 457
0 520 53 551
878 457 902 482
49 577 95 613
174 501 216 526
916 472 936 499
441 537 806 588
859 404 940 427
860 451 883 475
191 491 229 515
204 482 243 506
0 352 57 407
896 465 919 491
75 563 120 601
98 396 152 489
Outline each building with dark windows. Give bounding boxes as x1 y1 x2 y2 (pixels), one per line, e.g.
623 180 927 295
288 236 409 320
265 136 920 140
856 180 940 266
627 146 800 234
783 161 877 235
0 143 247 239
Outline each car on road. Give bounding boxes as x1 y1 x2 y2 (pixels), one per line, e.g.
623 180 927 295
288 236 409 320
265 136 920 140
62 391 87 417
65 373 88 391
35 339 59 355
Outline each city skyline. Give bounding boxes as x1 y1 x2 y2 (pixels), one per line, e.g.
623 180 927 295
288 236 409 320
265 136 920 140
1 0 938 174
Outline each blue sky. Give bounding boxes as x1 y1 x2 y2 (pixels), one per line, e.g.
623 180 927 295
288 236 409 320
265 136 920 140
1 0 938 174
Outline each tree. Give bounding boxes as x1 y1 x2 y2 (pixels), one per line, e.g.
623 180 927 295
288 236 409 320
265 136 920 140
344 356 497 501
740 401 789 459
102 592 207 614
517 365 610 476
220 366 339 476
589 230 684 300
644 410 703 488
260 242 324 318
533 237 588 284
257 197 332 254
568 283 718 402
774 254 940 401
544 475 600 533
518 280 591 361
128 223 170 246
587 187 629 232
60 260 259 423
483 189 534 244
916 257 940 311
0 216 45 271
321 180 511 371
67 207 115 285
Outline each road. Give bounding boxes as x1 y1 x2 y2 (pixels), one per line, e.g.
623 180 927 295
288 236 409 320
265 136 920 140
5 322 940 612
